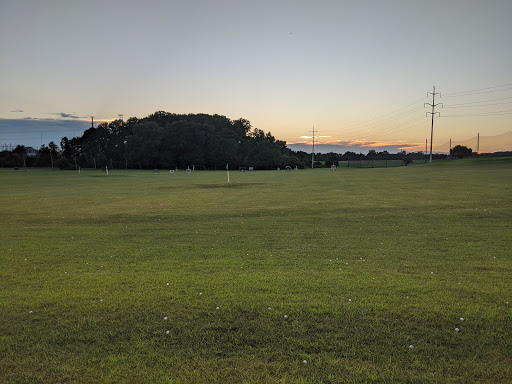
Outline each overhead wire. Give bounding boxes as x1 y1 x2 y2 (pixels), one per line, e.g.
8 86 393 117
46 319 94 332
441 86 512 98
332 96 427 134
442 82 512 97
441 110 512 117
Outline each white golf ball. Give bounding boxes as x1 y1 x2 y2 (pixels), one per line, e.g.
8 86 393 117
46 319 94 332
216 307 220 310
303 360 307 364
460 317 464 321
455 328 459 332
166 283 169 286
166 330 170 334
284 315 288 319
409 345 414 349
164 317 168 320
268 307 272 310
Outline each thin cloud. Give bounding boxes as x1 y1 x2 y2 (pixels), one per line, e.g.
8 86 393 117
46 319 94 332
10 109 24 113
49 112 83 119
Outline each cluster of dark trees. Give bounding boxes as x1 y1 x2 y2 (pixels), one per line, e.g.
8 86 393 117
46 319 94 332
1 112 305 170
450 145 473 158
309 149 449 167
0 111 477 169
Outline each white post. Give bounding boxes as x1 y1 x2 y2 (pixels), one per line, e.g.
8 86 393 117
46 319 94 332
106 166 108 176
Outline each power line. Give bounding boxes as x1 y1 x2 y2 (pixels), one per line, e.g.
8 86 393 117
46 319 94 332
443 95 512 108
333 96 427 133
359 115 426 139
443 95 512 106
444 101 512 109
441 109 512 117
343 106 425 136
443 82 512 96
441 86 512 98
367 118 429 142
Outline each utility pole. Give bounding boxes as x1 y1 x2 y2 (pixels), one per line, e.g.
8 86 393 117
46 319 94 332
91 116 94 128
310 126 317 169
477 132 479 154
425 86 443 163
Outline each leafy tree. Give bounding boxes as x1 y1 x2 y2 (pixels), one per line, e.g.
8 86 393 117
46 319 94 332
450 145 473 158
36 145 51 167
48 141 59 168
325 152 339 167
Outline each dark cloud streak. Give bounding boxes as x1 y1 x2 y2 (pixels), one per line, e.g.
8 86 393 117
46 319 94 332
49 112 84 119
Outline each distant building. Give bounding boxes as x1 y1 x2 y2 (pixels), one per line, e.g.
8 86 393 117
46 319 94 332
25 147 37 157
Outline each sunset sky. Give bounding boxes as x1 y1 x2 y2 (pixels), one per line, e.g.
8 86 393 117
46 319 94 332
1 0 511 153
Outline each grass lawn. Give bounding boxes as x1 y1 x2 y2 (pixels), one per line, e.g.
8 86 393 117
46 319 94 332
1 157 511 383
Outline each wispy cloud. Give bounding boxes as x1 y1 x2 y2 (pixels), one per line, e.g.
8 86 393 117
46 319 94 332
10 109 24 113
299 135 331 140
49 112 83 119
287 137 426 154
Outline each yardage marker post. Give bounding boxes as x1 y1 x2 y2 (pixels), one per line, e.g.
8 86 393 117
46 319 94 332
226 163 230 184
425 86 443 163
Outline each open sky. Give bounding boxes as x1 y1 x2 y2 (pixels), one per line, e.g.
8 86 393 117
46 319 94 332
1 0 511 153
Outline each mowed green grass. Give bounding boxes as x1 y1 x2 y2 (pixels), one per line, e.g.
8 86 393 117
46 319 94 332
1 158 511 383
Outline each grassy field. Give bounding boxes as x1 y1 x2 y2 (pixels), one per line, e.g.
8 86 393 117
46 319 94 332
1 158 511 383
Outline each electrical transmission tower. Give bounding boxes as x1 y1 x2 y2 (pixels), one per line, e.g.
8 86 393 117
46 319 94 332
425 86 443 163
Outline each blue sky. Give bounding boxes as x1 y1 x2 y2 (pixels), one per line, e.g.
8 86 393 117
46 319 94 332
1 0 511 153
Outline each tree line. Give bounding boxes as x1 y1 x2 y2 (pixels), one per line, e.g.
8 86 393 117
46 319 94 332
1 112 304 170
0 111 475 169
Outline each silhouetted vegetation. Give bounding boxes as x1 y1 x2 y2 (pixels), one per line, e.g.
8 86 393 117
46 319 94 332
54 112 305 170
450 145 473 158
